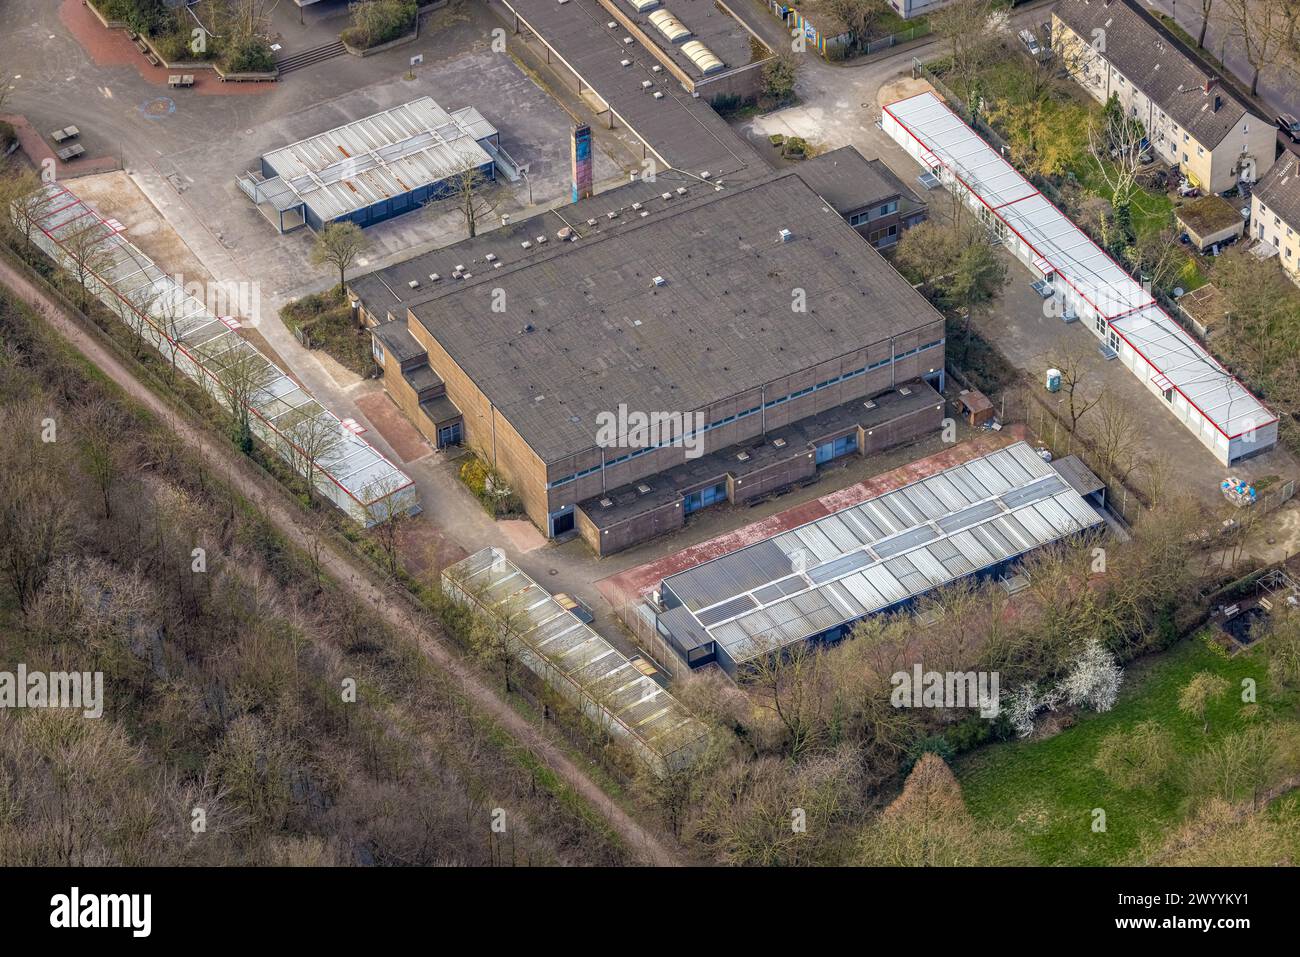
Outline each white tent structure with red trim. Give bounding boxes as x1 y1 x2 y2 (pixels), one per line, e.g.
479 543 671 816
883 91 1277 466
11 182 419 525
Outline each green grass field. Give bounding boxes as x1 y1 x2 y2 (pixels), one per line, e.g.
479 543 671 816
956 635 1294 864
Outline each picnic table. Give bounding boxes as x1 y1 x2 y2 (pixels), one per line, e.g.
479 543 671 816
56 144 85 162
168 74 195 88
49 126 80 144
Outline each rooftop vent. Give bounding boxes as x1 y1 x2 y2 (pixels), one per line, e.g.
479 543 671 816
522 323 535 333
772 437 787 448
652 91 664 99
455 264 466 272
485 252 497 262
607 21 616 28
632 202 643 210
428 272 440 282
676 186 687 195
636 483 652 495
620 58 632 67
652 275 667 286
863 399 877 410
493 261 502 269
521 240 532 249
779 228 793 243
557 227 572 240
462 272 472 279
536 235 547 244
899 386 912 396
586 218 598 226
701 171 712 180
624 36 634 45
607 210 618 219
599 497 613 508
652 64 662 73
662 192 672 200
736 451 751 462
407 279 420 289
641 80 653 90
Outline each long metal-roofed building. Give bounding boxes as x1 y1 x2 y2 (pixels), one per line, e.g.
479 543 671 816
442 548 709 774
883 91 1277 465
13 182 419 525
238 96 500 233
654 442 1105 676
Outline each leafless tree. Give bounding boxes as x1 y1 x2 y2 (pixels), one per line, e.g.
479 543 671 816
450 165 497 240
1093 393 1146 487
1217 0 1290 94
204 338 275 453
280 405 343 505
61 220 114 313
364 471 412 576
1056 344 1103 433
309 221 366 298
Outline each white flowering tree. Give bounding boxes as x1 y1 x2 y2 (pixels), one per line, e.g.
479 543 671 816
1061 639 1124 713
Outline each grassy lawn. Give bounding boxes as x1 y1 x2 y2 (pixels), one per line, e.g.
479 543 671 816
956 635 1294 865
1069 156 1176 241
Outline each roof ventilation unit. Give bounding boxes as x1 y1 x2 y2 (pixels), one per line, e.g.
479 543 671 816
599 497 613 508
652 275 667 286
641 80 653 90
535 235 547 244
607 21 617 28
521 240 532 249
772 437 787 448
662 192 672 200
428 272 440 282
651 64 662 73
485 252 497 262
863 399 877 410
626 0 660 10
620 58 632 67
455 264 466 272
736 451 751 462
623 36 635 45
636 483 653 495
899 386 912 396
652 91 664 99
407 279 420 289
779 228 793 242
648 10 692 43
682 39 725 74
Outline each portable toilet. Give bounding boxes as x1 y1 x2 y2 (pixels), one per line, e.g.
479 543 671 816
1046 368 1061 393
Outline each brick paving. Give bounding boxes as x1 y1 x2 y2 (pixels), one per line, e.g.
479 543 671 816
60 0 273 97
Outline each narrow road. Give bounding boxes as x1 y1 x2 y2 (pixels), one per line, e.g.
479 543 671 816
0 256 682 869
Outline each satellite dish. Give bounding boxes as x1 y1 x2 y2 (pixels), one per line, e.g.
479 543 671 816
1241 207 1250 218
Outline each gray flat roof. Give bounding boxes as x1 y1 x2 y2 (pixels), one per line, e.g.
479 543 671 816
658 442 1105 664
497 0 766 178
794 147 925 216
259 97 495 222
405 171 946 463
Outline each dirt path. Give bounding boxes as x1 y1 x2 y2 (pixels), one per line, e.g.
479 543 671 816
0 256 681 868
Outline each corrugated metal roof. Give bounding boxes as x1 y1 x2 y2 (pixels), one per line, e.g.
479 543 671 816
658 442 1105 664
444 550 708 767
884 91 1274 441
259 96 496 223
18 183 415 519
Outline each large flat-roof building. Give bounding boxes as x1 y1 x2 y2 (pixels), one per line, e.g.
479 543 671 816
237 96 500 233
654 442 1105 676
357 169 948 552
884 91 1277 465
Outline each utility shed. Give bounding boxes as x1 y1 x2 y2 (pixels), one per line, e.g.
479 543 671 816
1176 195 1246 251
238 97 498 232
14 182 418 525
882 91 1277 465
442 549 709 774
655 442 1105 677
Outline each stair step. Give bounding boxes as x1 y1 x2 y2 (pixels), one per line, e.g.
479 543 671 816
275 40 347 74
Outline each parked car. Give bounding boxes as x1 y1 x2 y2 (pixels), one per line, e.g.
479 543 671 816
1278 113 1300 142
1018 28 1044 59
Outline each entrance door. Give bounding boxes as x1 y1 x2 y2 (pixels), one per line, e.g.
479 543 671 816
437 422 462 449
551 510 575 536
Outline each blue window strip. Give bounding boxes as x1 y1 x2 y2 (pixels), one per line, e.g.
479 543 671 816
545 342 946 489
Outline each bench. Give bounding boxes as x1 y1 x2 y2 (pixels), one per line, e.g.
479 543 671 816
50 126 79 144
168 74 195 88
56 144 85 162
145 52 160 66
